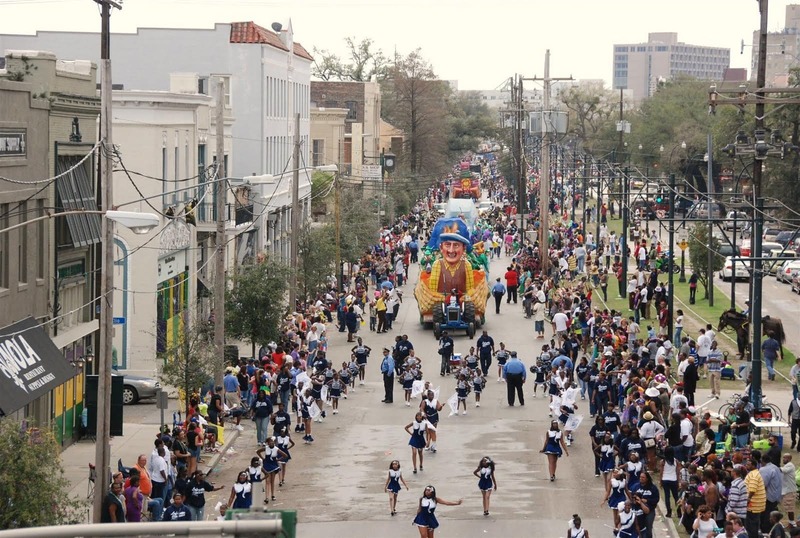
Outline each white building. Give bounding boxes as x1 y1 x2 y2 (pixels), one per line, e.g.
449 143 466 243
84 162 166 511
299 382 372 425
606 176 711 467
111 76 235 376
0 20 313 255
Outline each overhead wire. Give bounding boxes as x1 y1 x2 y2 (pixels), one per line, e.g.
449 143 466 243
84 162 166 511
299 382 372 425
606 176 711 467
0 141 100 184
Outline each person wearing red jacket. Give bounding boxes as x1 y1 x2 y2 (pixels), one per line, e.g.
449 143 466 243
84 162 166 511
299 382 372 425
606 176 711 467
504 267 519 304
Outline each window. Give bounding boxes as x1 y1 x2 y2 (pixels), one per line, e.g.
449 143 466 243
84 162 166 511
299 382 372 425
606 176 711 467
345 101 357 121
312 139 325 167
198 76 209 95
210 74 231 107
18 201 27 284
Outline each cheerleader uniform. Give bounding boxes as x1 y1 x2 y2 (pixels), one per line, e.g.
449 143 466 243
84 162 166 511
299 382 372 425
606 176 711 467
548 375 560 396
276 435 292 462
248 464 264 486
617 508 638 538
558 405 574 426
599 443 616 473
387 469 402 494
456 380 469 402
544 430 563 457
625 460 643 491
472 374 483 395
423 399 440 426
408 420 428 449
496 350 509 367
262 446 281 474
300 395 312 421
402 371 415 392
339 368 351 387
412 497 439 529
607 477 627 509
465 354 479 370
477 467 493 491
329 380 342 400
231 481 252 509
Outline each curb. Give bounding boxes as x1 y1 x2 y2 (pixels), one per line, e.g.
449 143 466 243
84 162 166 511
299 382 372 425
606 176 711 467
202 428 241 475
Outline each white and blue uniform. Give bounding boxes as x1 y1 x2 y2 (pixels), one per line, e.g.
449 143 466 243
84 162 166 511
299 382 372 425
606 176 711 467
231 481 252 509
412 497 439 529
387 469 402 494
329 380 342 399
276 435 291 462
617 508 638 537
477 467 493 491
544 430 563 457
456 379 469 401
423 399 440 425
262 446 281 474
408 420 428 449
607 476 627 509
402 371 415 391
248 464 263 485
599 443 616 473
472 374 483 394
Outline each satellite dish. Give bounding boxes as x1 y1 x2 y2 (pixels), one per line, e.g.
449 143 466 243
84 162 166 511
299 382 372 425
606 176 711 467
271 22 282 33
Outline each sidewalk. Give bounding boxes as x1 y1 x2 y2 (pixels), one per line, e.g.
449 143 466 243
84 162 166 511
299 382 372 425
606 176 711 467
61 401 239 521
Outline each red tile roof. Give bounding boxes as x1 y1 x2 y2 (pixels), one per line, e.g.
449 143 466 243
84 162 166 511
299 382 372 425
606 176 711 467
229 22 313 61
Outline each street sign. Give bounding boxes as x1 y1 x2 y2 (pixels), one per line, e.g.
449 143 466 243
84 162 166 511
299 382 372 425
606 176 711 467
678 240 689 251
112 317 126 325
363 164 382 181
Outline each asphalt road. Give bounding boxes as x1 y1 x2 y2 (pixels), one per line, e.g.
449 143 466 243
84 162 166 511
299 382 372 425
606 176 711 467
203 257 675 537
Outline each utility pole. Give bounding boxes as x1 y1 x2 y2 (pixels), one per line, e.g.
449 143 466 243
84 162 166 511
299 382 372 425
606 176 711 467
93 0 121 523
706 133 715 307
750 0 769 410
667 173 676 341
288 112 301 311
621 165 629 295
334 169 342 291
517 74 526 229
214 79 226 387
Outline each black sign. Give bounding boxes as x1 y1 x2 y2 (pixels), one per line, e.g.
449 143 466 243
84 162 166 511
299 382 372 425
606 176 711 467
0 130 27 158
0 317 75 416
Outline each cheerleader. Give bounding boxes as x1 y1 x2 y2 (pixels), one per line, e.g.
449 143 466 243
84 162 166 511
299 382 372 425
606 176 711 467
310 375 326 423
602 468 627 527
595 432 617 482
275 427 295 487
401 365 415 407
616 500 639 538
473 456 497 516
256 437 288 504
567 514 590 538
347 358 359 391
329 373 343 415
464 347 479 370
557 402 576 446
338 362 352 398
455 374 470 415
472 368 485 408
247 456 264 496
622 452 643 492
540 420 569 482
227 471 252 510
383 460 408 516
405 412 435 473
532 361 547 398
412 485 462 538
495 342 510 382
298 385 314 444
420 390 442 452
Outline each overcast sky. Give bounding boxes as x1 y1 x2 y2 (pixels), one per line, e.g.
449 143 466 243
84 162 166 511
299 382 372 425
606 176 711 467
0 0 795 90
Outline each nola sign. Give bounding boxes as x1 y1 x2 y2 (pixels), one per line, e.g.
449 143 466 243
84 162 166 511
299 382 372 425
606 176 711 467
0 317 75 416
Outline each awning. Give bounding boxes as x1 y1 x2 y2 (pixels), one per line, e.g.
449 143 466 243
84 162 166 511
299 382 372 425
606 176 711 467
0 317 76 416
55 156 101 248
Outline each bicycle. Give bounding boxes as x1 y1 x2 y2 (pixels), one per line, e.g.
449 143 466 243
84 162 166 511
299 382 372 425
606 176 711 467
718 393 782 422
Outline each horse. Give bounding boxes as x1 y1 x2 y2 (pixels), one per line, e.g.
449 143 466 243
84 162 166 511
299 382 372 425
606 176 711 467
717 309 785 359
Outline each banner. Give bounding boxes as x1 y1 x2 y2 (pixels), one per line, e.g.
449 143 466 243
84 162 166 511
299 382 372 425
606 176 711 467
0 317 75 416
565 414 584 432
446 392 459 417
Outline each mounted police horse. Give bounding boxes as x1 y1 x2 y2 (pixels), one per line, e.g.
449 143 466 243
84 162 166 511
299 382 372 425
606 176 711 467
717 309 786 359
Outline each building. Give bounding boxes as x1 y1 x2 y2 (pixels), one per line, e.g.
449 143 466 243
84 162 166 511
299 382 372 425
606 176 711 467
0 50 99 445
0 20 313 255
612 32 730 101
751 4 800 86
310 80 382 179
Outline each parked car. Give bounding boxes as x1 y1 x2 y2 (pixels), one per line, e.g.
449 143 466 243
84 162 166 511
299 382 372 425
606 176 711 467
686 201 725 219
766 249 797 274
763 227 786 243
112 373 160 405
774 230 800 247
719 256 749 281
718 244 741 258
723 211 749 231
776 260 800 284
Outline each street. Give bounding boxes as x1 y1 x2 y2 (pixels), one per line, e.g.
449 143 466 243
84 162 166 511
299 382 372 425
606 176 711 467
201 258 663 537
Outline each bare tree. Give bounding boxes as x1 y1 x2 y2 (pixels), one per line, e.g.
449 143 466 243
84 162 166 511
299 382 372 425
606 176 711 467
312 37 389 82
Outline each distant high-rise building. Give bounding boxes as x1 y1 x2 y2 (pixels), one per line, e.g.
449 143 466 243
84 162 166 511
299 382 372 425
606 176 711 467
613 32 730 101
751 4 800 86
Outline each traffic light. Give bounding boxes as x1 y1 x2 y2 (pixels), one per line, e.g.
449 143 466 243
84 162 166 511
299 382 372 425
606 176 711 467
655 189 664 204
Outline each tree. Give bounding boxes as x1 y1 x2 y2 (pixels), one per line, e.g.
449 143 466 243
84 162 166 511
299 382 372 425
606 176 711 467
297 224 336 301
382 49 451 177
0 419 84 528
687 223 725 299
158 320 216 416
447 91 498 156
558 81 619 151
312 37 389 82
225 259 289 357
